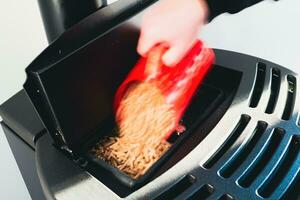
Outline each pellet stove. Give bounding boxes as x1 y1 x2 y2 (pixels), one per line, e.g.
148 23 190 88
0 0 299 200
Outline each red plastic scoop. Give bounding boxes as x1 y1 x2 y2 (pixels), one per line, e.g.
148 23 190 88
114 40 215 140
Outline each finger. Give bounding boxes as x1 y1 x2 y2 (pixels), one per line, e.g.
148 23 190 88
162 38 198 67
162 44 188 67
137 32 156 57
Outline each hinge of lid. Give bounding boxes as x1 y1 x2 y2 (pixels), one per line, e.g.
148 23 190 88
55 129 73 156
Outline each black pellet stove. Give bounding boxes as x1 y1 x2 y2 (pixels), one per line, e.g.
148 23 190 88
1 0 299 199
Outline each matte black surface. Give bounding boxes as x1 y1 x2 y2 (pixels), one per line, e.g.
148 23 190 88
36 133 93 200
0 90 45 148
1 122 45 200
38 0 107 42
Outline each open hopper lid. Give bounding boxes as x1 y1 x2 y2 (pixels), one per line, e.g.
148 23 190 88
23 0 154 152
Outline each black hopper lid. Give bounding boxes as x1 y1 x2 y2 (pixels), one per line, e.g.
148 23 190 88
23 0 156 153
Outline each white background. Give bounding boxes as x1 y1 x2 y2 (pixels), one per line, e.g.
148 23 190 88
0 0 299 199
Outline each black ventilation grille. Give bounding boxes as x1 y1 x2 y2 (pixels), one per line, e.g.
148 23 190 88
147 55 300 200
248 64 298 121
203 115 251 169
258 135 300 198
153 174 218 200
237 128 285 188
186 184 214 200
219 121 268 178
284 169 300 200
154 175 196 200
165 119 300 200
282 75 296 120
198 123 300 199
249 63 266 108
218 194 234 200
265 68 281 114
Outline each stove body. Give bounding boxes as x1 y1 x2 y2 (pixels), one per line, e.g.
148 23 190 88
0 0 299 200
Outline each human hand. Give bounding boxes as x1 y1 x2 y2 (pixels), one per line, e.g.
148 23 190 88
137 0 209 66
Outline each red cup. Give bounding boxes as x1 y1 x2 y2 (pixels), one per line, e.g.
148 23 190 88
114 40 215 140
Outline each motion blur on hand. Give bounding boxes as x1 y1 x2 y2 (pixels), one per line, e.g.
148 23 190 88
137 0 209 66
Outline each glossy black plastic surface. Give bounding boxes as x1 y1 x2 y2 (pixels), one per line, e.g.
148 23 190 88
24 0 157 150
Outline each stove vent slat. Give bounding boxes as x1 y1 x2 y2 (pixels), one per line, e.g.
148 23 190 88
237 128 285 188
154 174 196 200
283 169 300 200
257 135 300 198
282 75 297 120
265 68 281 114
218 194 234 200
203 115 251 169
249 62 266 108
185 184 214 200
219 121 268 178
